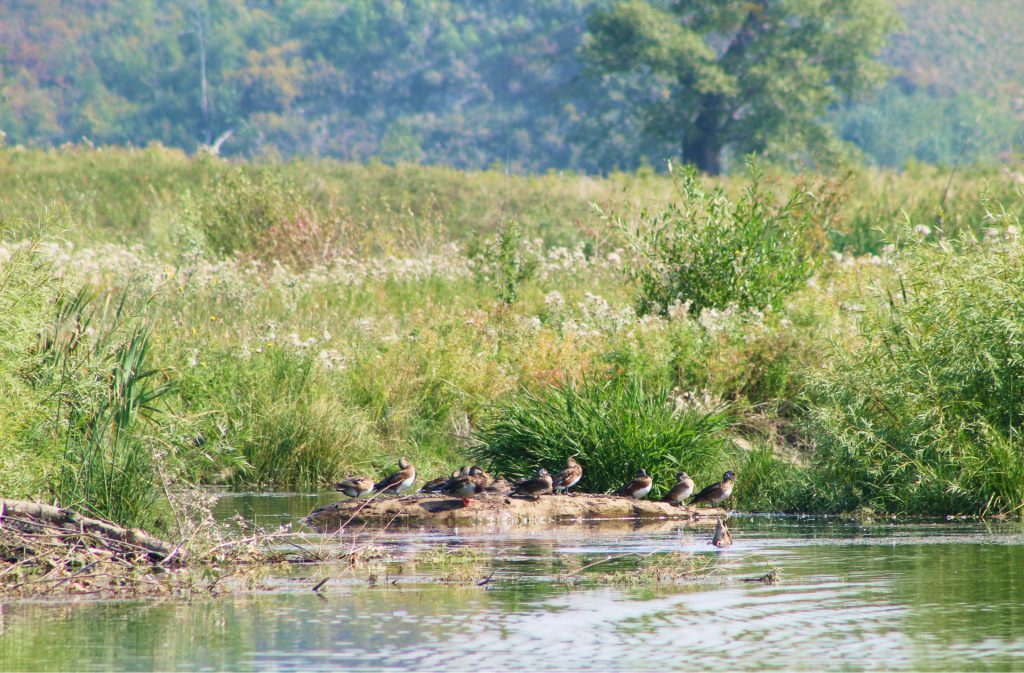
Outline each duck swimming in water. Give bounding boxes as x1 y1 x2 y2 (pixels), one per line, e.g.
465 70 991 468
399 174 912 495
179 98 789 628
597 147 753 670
374 457 417 494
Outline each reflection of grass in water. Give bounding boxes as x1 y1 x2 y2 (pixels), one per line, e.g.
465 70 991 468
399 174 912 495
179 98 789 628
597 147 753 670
409 547 489 584
557 551 722 588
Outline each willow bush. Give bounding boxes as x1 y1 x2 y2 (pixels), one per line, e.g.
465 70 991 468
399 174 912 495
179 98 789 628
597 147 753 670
619 162 833 315
805 231 1024 515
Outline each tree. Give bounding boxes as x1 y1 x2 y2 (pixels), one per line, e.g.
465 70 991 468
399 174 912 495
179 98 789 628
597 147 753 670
581 0 901 174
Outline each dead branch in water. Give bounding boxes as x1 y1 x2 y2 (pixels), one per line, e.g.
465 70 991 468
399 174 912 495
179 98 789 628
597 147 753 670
1 498 183 563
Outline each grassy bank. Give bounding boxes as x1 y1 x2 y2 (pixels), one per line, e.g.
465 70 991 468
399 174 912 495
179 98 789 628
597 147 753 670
1 146 1022 525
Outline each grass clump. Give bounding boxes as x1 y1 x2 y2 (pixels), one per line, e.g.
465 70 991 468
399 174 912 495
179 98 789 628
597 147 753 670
470 375 733 498
805 232 1024 515
619 162 831 315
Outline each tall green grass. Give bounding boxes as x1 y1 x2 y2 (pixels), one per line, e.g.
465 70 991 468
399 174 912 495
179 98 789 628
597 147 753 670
470 376 734 498
805 232 1024 515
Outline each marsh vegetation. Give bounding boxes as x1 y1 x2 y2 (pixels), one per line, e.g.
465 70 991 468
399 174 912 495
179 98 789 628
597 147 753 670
1 147 1024 530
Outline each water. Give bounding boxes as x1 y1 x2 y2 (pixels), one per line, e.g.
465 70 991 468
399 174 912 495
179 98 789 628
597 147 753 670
2 493 1024 671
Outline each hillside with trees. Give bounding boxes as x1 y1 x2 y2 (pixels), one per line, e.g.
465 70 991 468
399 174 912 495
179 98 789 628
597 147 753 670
1 0 1021 171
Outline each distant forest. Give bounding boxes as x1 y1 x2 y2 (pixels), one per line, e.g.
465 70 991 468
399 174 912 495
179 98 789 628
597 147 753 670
1 0 1022 172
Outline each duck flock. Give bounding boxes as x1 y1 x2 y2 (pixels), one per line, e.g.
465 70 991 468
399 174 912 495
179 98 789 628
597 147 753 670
335 457 736 509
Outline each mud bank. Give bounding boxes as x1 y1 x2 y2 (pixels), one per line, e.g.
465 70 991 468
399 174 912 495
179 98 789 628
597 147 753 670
304 491 728 531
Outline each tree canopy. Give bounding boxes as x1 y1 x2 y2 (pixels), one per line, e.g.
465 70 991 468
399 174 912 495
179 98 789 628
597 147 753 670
0 0 1020 171
581 0 901 173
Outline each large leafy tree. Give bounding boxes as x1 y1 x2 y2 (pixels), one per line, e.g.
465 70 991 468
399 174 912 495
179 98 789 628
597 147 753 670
581 0 900 173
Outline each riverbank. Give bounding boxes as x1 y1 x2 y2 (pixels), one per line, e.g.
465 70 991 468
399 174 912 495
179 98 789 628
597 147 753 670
304 492 728 530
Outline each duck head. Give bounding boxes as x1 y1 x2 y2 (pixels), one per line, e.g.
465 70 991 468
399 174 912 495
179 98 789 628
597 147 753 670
723 470 736 482
398 457 411 469
676 471 690 480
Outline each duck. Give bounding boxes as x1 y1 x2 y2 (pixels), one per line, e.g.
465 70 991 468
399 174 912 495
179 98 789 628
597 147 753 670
690 470 735 506
441 466 490 506
663 471 695 506
373 457 417 494
613 469 653 499
552 456 583 494
511 468 553 499
710 518 733 548
334 475 375 498
420 466 468 493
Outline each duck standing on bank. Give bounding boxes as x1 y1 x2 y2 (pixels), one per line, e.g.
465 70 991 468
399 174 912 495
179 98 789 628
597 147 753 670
511 468 553 499
690 471 735 506
441 466 490 507
663 471 695 506
613 469 653 499
334 475 375 498
552 456 583 494
421 466 468 493
374 457 417 494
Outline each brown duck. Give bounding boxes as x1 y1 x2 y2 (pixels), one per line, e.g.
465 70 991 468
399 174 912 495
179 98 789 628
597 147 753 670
552 456 583 494
421 466 468 493
663 471 695 506
710 518 733 548
613 469 653 499
511 468 553 499
441 466 490 506
374 457 417 494
690 471 735 506
335 476 374 498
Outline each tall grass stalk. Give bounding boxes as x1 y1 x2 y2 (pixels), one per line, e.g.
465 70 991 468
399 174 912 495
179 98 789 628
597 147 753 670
41 290 171 529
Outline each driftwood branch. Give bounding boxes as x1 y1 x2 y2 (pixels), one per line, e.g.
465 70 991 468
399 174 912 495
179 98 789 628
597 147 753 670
0 498 183 564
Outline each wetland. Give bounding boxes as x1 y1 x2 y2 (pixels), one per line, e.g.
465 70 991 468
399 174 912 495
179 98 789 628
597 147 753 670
2 492 1023 672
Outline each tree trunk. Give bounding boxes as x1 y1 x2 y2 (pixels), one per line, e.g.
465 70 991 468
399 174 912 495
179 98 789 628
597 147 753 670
683 131 723 175
683 95 726 175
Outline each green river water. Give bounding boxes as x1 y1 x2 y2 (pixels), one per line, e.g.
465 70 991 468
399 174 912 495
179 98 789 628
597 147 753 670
1 492 1022 671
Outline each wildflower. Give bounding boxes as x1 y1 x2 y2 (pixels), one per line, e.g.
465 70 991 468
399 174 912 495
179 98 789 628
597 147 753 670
913 224 932 237
544 290 565 309
316 349 346 371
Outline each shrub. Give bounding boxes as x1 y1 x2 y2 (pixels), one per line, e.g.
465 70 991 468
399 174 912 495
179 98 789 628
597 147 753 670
188 167 313 257
467 221 538 304
804 233 1024 515
469 375 733 498
619 162 831 315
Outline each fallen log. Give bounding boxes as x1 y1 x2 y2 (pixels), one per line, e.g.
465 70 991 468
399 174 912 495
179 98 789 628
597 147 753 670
0 498 184 564
305 491 728 531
